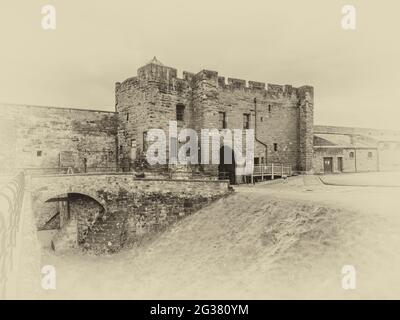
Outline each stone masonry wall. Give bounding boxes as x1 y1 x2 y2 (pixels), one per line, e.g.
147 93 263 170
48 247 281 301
298 87 314 173
314 125 400 138
0 104 118 174
116 61 315 175
217 81 301 171
30 174 231 253
116 64 193 170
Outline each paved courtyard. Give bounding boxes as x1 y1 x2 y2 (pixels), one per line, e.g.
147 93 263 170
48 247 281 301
319 171 400 187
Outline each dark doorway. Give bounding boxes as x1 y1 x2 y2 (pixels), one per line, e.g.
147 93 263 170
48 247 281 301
337 157 343 172
323 157 333 173
218 146 236 184
39 193 106 251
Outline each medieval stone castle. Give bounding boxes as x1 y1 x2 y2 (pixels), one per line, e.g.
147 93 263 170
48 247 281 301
1 57 399 181
1 57 314 180
1 57 400 253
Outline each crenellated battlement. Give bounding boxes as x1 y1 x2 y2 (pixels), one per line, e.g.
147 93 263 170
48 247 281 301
115 57 315 174
216 76 312 98
183 71 195 82
193 69 218 83
118 58 313 100
248 81 266 90
117 76 138 92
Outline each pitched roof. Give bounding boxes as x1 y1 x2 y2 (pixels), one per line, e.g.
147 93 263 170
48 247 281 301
314 133 376 148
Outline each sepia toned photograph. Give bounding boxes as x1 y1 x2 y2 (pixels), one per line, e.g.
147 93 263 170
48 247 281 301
1 0 400 307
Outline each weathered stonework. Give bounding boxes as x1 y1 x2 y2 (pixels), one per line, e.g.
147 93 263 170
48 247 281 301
0 104 118 174
1 59 316 178
0 58 318 254
30 174 231 253
116 58 315 177
6 58 400 256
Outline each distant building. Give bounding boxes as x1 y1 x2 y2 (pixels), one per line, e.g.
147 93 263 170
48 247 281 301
313 125 400 174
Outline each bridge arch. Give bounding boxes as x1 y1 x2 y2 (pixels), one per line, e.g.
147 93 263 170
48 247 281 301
36 191 107 251
35 187 108 213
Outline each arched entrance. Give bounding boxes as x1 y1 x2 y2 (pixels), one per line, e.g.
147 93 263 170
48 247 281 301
218 145 236 184
37 193 105 252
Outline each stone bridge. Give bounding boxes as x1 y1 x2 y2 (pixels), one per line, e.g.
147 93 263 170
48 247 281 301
30 173 230 253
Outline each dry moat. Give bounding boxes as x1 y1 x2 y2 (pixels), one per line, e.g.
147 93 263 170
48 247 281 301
33 173 400 300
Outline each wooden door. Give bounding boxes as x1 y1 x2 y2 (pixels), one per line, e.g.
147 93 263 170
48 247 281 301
323 157 333 173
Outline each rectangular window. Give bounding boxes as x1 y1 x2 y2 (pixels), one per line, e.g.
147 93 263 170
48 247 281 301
243 113 250 129
273 143 278 152
176 104 185 121
126 113 129 121
131 139 136 148
254 157 260 165
218 112 227 129
143 131 148 152
368 151 373 158
261 157 265 164
37 150 42 157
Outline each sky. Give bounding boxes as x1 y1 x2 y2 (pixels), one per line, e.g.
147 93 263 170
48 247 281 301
0 0 399 130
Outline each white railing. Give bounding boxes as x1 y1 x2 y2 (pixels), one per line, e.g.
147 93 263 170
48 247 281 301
252 164 292 179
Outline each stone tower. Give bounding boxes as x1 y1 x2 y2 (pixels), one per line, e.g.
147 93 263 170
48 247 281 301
115 57 192 171
115 58 315 176
298 86 314 173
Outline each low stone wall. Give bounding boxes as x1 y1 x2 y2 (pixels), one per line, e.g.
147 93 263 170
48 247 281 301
86 181 231 252
31 174 231 253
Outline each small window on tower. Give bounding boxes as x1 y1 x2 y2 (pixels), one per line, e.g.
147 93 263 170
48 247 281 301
143 131 148 152
37 150 42 157
349 151 354 158
368 152 373 158
268 105 272 113
243 113 250 129
126 113 129 121
273 143 278 152
176 104 185 121
218 112 227 129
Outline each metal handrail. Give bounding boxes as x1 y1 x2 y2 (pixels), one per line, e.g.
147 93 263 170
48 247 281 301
0 171 25 298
